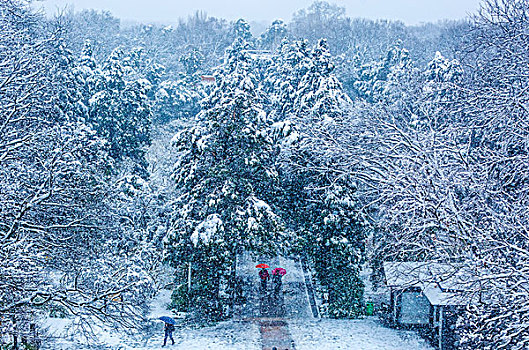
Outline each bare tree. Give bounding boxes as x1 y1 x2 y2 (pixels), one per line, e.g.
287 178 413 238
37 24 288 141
0 1 157 347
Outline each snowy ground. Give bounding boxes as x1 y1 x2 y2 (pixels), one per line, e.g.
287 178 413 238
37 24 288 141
45 320 260 350
289 318 434 350
44 254 433 349
43 289 260 350
132 289 260 350
131 321 260 350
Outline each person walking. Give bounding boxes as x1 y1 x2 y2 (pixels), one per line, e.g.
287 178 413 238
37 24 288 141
162 321 175 347
272 272 282 298
259 268 270 291
271 267 286 299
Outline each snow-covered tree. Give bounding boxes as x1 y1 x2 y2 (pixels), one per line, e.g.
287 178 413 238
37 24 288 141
0 3 157 346
290 1 351 54
452 1 529 347
154 78 205 123
259 19 289 51
293 39 352 120
284 2 529 343
180 47 204 76
77 44 152 175
231 18 254 47
274 39 365 318
264 39 312 119
352 42 414 102
167 38 283 320
423 51 463 106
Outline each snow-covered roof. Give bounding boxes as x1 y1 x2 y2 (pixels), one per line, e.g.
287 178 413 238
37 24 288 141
422 285 474 306
200 75 216 83
383 261 480 306
422 285 472 306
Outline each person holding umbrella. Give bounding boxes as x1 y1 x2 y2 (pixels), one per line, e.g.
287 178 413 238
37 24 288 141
256 264 270 291
271 268 287 298
159 316 176 347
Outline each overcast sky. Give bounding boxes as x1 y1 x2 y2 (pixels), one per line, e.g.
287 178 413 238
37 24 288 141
36 0 482 25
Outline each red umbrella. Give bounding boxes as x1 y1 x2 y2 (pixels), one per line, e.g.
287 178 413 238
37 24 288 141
256 263 270 269
272 268 287 276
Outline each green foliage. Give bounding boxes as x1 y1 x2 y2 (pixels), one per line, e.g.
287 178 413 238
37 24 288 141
352 42 413 102
259 20 289 50
307 196 366 318
75 43 153 176
232 19 254 45
278 169 366 319
170 284 190 312
154 78 205 123
324 244 365 318
187 267 225 322
180 48 204 75
166 38 286 320
270 39 366 319
0 343 38 350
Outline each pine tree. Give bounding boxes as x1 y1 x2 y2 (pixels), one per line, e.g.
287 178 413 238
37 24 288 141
232 19 254 47
78 46 152 175
293 39 352 121
259 19 289 51
352 42 413 102
276 39 365 318
264 39 312 119
423 51 463 105
180 47 205 76
167 38 283 320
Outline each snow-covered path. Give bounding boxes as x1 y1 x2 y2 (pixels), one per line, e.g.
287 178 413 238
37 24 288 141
233 252 433 350
45 254 434 349
234 252 310 350
233 252 313 321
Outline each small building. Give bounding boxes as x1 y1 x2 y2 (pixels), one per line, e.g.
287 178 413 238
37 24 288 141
200 75 216 84
383 262 478 350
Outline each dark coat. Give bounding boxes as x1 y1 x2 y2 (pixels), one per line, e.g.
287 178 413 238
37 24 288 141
259 269 270 281
164 323 175 333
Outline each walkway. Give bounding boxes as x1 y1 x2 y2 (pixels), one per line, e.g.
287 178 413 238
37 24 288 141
43 251 434 349
234 252 317 350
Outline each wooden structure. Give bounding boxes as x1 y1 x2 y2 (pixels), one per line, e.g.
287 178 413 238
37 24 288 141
200 75 216 84
383 262 477 350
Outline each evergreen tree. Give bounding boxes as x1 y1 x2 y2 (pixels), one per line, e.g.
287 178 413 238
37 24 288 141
352 42 413 102
77 45 152 175
167 38 283 320
231 19 254 47
259 19 289 51
276 39 365 318
293 39 352 120
265 39 312 119
279 170 366 318
180 47 205 76
423 51 463 105
154 78 205 123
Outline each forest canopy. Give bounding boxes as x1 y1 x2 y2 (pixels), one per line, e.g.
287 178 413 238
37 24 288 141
1 0 528 349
